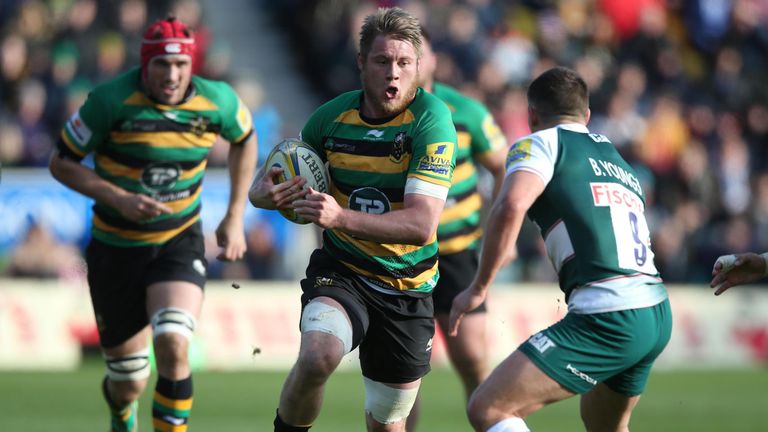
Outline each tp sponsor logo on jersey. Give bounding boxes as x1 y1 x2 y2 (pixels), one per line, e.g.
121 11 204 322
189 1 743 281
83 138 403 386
566 364 597 385
417 142 453 178
528 332 556 354
66 111 93 146
349 187 391 214
140 162 181 193
506 138 532 167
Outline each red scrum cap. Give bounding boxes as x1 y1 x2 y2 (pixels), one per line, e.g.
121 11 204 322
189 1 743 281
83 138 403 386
140 17 195 77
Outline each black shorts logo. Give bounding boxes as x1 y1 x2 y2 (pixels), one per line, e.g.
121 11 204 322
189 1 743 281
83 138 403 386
349 187 391 214
141 162 181 192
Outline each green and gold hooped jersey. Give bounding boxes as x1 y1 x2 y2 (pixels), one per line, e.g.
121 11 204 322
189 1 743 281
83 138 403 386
506 124 667 314
301 88 457 295
432 83 507 254
59 67 253 247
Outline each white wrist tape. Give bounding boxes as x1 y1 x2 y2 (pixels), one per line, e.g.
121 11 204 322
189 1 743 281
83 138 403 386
714 255 738 273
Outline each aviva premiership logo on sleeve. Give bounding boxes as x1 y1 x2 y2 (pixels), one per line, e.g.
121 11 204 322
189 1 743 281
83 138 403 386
506 138 532 168
417 142 454 179
65 111 93 147
235 97 252 132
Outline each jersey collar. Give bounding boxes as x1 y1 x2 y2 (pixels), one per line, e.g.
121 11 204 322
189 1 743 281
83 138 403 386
557 123 590 133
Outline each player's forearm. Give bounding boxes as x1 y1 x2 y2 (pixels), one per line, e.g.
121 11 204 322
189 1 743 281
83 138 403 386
226 136 257 217
49 154 128 209
336 207 437 245
474 198 525 290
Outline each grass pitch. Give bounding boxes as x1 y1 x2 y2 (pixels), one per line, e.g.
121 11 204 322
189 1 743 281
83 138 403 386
0 357 764 431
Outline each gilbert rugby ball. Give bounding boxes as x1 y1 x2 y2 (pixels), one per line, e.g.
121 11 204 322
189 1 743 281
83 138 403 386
265 138 330 224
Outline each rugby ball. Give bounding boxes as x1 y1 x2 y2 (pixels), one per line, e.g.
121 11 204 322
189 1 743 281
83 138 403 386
264 138 330 224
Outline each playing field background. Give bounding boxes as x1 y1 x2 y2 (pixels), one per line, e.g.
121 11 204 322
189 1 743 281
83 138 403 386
0 356 764 431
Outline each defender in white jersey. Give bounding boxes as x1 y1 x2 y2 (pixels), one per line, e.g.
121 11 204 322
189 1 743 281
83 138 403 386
449 67 672 432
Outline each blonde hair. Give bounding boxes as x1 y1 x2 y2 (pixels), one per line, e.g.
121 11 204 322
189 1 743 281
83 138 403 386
359 7 422 60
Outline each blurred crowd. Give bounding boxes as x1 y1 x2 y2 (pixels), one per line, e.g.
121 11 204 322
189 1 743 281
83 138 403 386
3 0 768 285
269 0 768 284
0 0 285 280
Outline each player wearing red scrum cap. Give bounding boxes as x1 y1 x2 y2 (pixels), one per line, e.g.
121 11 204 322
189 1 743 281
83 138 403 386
49 16 256 431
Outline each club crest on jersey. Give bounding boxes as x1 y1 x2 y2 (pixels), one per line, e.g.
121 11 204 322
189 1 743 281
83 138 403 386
189 116 210 137
390 131 409 162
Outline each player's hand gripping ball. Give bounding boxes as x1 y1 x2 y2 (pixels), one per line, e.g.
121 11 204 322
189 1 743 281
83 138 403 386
264 138 330 224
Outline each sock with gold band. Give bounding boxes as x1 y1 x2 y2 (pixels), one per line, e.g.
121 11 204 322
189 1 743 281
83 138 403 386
152 375 193 431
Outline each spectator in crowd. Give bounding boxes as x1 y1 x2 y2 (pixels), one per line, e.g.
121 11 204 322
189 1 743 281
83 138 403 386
4 219 84 279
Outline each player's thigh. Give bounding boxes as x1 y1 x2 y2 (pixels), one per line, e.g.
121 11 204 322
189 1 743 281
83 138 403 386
146 281 204 318
580 383 640 432
144 223 207 318
471 350 575 422
435 312 487 366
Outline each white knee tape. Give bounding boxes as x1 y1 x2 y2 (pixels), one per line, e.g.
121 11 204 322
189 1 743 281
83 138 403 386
151 307 196 340
487 418 531 432
300 301 353 354
105 349 151 381
363 377 419 424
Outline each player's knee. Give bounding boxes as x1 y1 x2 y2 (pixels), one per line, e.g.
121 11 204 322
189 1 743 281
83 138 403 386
105 348 151 382
151 307 195 370
153 332 189 364
363 378 419 425
151 307 196 341
108 379 147 406
295 345 342 383
467 391 517 430
299 301 353 355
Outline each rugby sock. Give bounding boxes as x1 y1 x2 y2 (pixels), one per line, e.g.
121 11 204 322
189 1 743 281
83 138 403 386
102 376 138 432
152 375 193 431
486 417 531 432
274 409 312 431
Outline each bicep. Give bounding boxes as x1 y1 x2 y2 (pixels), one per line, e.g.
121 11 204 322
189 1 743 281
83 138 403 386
500 170 546 211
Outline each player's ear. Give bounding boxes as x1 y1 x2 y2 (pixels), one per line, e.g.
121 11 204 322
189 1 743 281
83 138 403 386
357 52 364 71
584 108 591 125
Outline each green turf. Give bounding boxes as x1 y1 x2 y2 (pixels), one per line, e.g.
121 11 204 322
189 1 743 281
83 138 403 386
0 357 764 431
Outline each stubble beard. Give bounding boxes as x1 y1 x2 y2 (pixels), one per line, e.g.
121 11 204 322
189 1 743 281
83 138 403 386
361 72 420 118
